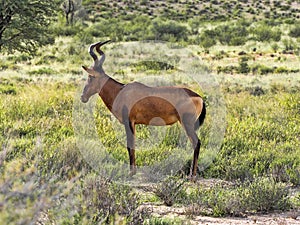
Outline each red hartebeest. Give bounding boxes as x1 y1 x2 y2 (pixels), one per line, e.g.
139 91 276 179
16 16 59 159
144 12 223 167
81 41 206 179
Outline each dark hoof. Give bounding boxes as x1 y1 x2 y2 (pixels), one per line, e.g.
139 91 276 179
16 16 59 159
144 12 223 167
188 175 197 182
129 169 137 176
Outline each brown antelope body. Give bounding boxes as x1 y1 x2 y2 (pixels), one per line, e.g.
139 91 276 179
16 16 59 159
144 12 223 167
81 41 206 179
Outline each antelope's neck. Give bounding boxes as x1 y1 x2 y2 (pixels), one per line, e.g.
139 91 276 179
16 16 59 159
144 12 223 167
99 76 124 111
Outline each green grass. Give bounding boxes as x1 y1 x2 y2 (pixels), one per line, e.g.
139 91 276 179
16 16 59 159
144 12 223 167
0 69 299 223
205 91 300 184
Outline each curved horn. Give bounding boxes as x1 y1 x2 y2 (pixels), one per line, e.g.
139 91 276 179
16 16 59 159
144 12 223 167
88 40 111 61
96 40 111 55
88 41 101 61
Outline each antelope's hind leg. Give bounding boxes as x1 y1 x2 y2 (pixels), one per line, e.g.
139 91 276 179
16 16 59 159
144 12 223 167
122 106 136 176
124 121 136 176
182 115 201 181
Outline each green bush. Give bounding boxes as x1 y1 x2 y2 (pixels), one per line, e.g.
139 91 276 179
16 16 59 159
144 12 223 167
0 82 17 95
84 15 154 42
250 24 281 42
187 177 291 217
238 56 250 74
125 15 153 41
241 177 291 212
197 29 217 49
51 22 83 36
146 217 188 225
132 60 175 72
251 64 274 75
245 86 265 96
151 19 189 42
282 38 297 52
217 65 237 74
289 24 300 38
214 23 249 46
74 30 94 45
274 67 289 74
28 67 57 75
78 176 142 224
154 176 186 206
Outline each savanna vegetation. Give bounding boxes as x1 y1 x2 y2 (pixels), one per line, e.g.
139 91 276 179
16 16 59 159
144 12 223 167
0 0 300 224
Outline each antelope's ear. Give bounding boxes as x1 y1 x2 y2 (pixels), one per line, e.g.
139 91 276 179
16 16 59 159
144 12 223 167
82 65 89 72
82 66 95 76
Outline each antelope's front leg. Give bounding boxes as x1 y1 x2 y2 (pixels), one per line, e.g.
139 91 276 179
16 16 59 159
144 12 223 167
124 121 136 176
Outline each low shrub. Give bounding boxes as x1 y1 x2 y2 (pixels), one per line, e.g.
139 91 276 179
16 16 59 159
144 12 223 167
51 22 83 36
28 67 57 75
7 54 32 63
282 38 298 52
242 177 291 212
151 19 189 42
245 86 265 96
250 24 281 42
251 64 274 75
217 65 237 74
154 176 186 206
0 83 17 95
79 176 142 223
146 217 189 225
251 64 299 75
217 64 299 75
132 60 175 72
186 177 291 217
289 24 300 38
196 29 217 49
238 56 250 74
217 23 249 46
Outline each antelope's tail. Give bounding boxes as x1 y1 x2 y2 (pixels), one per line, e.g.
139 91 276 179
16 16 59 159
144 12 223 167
194 101 206 130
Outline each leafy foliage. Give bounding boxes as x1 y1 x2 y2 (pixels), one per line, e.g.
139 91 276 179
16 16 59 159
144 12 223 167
250 23 282 42
151 19 189 42
215 23 249 46
197 29 217 49
186 177 291 217
154 176 186 206
0 0 60 54
289 24 300 38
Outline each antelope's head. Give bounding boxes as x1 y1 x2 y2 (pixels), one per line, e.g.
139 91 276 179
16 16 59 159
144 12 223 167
81 40 111 103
